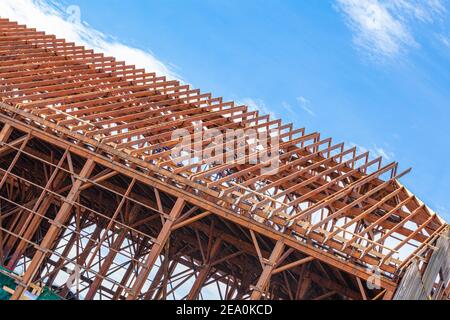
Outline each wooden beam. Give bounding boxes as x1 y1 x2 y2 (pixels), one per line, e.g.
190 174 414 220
273 256 315 275
356 277 368 300
10 158 96 300
126 198 186 300
250 240 285 300
187 239 222 300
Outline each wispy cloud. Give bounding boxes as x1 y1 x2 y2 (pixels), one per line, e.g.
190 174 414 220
0 0 180 80
281 101 294 114
296 96 316 117
349 142 395 161
335 0 447 60
438 34 450 47
237 98 276 119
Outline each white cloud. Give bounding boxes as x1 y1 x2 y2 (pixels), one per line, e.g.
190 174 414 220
386 0 446 23
281 101 294 114
0 0 180 80
237 98 276 119
335 0 446 59
438 34 450 47
296 96 316 117
373 146 395 160
349 142 395 161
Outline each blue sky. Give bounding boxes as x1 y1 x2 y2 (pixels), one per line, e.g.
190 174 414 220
1 0 449 222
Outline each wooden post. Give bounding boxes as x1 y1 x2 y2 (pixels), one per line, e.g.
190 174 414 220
126 198 185 300
250 240 285 300
84 228 128 300
10 158 95 300
383 290 395 300
0 124 12 143
187 239 222 300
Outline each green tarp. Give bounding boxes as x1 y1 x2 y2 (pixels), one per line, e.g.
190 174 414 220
0 266 16 300
36 287 62 300
0 266 61 300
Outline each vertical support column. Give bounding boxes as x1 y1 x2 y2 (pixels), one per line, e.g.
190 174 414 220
0 124 12 143
0 132 30 265
296 270 311 300
45 217 90 286
10 158 95 300
154 260 179 300
56 224 105 298
126 197 186 300
0 134 29 191
84 179 136 272
383 290 395 300
3 207 34 261
75 224 104 267
250 240 285 300
112 238 147 300
0 122 11 260
7 151 69 270
84 228 128 300
143 256 170 300
187 239 222 300
356 277 368 300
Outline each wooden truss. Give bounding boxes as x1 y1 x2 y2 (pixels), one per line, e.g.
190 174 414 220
0 17 448 300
